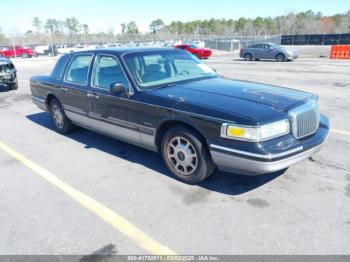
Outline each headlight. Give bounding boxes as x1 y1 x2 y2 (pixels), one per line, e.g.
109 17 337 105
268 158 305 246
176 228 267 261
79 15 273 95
221 119 290 142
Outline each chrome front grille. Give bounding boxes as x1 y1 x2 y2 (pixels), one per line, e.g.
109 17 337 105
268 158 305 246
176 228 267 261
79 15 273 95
289 100 320 139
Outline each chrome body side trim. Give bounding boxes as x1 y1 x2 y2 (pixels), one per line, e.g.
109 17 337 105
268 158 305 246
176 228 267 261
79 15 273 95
31 95 47 111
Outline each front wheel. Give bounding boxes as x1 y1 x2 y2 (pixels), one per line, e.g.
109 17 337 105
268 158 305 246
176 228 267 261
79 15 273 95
276 54 286 62
161 126 216 184
50 98 74 134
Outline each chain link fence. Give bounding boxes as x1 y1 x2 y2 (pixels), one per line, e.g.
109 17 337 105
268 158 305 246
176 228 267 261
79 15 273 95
0 33 282 52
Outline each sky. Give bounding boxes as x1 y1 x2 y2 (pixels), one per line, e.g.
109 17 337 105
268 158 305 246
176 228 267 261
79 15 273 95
1 0 349 35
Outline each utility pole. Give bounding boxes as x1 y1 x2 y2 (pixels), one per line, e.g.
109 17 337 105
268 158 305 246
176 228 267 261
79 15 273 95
10 38 17 59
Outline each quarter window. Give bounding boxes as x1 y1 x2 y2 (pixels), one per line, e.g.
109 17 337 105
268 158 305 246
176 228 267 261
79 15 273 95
65 55 93 85
92 55 129 90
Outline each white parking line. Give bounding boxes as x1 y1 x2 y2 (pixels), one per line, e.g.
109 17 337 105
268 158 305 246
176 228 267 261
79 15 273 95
331 128 350 136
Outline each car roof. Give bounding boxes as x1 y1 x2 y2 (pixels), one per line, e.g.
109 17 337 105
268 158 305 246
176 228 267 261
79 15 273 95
72 47 176 56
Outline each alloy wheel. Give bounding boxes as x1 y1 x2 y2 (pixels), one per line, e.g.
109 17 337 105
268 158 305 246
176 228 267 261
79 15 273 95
52 104 64 129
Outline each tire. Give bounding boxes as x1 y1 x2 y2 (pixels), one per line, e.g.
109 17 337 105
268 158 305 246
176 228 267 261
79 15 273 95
21 53 29 58
49 98 74 134
161 126 216 184
8 79 18 90
276 53 286 62
244 53 253 61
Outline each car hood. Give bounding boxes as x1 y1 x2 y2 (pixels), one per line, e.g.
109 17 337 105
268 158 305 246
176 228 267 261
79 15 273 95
149 77 314 124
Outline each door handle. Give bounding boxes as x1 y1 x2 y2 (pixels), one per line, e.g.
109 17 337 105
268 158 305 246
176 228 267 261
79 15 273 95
87 93 99 99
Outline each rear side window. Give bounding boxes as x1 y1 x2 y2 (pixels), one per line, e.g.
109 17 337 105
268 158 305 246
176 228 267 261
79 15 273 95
51 54 70 80
65 54 93 85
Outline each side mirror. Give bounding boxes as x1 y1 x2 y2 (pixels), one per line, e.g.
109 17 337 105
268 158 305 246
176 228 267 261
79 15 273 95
110 83 128 97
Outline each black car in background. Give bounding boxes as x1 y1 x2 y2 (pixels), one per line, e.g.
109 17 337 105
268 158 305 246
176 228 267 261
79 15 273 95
0 56 18 90
30 48 329 184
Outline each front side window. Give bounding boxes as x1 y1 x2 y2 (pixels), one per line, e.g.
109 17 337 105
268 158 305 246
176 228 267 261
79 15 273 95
92 55 129 90
65 54 93 85
124 50 217 90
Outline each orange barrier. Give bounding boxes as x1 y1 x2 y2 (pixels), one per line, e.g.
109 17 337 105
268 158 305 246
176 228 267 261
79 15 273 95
330 45 350 59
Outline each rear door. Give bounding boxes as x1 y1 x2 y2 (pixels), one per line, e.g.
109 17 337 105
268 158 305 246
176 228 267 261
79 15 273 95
261 43 274 59
88 54 141 144
61 53 94 127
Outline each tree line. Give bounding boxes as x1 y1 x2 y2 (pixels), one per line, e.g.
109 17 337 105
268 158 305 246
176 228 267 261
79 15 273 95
0 9 349 44
27 10 350 36
165 10 350 35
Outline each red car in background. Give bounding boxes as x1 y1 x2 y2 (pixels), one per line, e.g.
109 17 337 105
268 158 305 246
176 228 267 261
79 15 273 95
175 44 212 59
0 45 37 58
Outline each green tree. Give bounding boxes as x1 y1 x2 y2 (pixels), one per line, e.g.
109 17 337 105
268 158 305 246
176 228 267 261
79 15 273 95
253 17 264 34
45 19 55 34
235 17 248 34
0 27 7 44
149 19 164 33
126 21 139 34
32 17 43 33
65 17 80 34
121 23 126 34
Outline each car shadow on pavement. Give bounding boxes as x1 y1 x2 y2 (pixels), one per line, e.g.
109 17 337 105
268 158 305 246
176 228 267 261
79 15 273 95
26 112 284 195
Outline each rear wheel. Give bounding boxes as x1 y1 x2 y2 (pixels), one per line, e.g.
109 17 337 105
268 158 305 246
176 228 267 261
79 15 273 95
244 53 252 61
161 126 216 184
50 98 74 134
276 53 286 62
21 53 29 58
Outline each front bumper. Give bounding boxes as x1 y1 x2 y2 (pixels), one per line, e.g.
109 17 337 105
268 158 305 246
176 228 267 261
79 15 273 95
210 115 329 175
0 75 15 85
287 54 298 60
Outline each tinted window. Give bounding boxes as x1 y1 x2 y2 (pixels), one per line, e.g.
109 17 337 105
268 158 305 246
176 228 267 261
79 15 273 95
324 34 340 45
293 35 309 45
92 55 129 90
281 35 293 45
340 34 350 44
65 54 93 85
309 35 324 45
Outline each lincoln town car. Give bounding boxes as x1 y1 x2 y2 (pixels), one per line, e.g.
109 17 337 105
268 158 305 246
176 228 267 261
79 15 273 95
30 48 329 184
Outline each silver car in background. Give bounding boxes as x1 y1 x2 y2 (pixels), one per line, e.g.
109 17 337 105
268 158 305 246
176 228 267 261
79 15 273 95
240 43 298 62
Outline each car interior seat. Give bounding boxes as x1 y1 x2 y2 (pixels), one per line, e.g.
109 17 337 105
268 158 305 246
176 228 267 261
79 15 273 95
142 64 167 83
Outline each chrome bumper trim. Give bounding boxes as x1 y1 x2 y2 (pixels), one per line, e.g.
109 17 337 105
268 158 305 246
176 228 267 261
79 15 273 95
210 143 324 175
210 144 304 160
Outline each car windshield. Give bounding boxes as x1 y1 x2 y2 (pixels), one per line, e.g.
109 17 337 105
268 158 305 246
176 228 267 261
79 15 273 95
123 50 217 90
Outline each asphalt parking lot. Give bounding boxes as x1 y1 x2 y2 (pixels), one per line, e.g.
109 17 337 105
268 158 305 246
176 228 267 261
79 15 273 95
0 50 350 255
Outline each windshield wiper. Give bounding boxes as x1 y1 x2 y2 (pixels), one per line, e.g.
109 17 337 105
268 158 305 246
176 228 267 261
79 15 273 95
155 83 177 90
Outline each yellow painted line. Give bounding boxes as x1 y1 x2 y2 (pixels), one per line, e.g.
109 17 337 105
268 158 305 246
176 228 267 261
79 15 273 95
0 141 176 255
331 128 350 136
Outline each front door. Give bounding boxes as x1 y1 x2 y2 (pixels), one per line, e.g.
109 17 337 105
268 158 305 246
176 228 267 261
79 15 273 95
88 54 141 145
